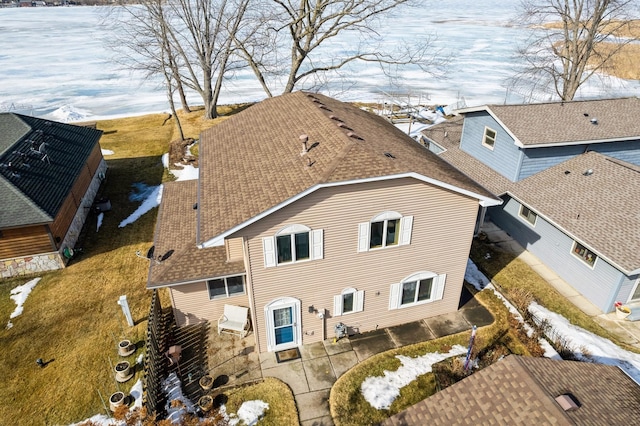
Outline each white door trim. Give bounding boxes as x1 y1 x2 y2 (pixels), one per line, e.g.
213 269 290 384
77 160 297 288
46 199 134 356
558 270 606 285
264 297 301 352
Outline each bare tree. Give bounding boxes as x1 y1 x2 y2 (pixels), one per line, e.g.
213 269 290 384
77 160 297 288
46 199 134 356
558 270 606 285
235 0 447 96
108 0 250 120
512 0 639 101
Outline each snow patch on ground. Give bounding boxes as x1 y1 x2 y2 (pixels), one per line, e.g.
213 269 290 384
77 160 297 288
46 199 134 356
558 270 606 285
362 345 467 409
464 258 489 290
170 164 199 181
96 212 104 232
6 278 41 329
163 372 196 424
101 149 114 156
118 184 163 228
227 400 269 426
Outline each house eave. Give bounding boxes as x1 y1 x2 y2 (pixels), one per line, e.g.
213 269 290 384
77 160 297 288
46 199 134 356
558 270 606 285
515 135 640 149
200 173 501 249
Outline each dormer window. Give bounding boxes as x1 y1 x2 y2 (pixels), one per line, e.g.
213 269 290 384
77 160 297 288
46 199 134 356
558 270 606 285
482 126 496 150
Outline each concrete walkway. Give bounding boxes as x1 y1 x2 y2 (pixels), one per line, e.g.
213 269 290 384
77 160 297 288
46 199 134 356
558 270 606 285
258 289 492 426
481 220 640 349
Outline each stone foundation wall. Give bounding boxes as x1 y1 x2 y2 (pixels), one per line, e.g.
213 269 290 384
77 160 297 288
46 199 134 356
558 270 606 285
59 159 108 260
1 253 64 278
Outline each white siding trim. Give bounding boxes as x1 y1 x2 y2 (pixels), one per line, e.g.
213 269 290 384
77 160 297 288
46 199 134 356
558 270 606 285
311 229 323 260
399 215 413 246
262 236 276 268
358 222 370 253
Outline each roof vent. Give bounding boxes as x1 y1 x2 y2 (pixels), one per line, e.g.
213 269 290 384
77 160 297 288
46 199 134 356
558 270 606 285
384 152 396 159
346 132 363 141
583 113 589 117
337 122 352 131
564 170 571 175
555 394 580 412
318 104 332 112
590 118 598 125
329 115 343 122
583 169 593 176
299 134 309 154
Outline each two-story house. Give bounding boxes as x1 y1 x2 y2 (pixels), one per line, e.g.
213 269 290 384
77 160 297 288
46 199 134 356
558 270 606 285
421 97 640 314
147 92 500 353
0 113 106 277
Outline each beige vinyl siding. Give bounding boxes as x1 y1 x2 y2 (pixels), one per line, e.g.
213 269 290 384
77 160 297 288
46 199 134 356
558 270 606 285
239 178 479 353
170 281 250 326
226 237 244 262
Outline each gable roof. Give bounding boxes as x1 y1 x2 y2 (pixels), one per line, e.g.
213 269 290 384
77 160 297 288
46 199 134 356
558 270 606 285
0 113 103 229
197 92 500 247
510 151 640 274
384 355 640 425
457 97 640 147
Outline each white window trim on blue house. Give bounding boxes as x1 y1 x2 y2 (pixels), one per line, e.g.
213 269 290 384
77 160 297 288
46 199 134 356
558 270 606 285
571 241 598 269
482 126 497 150
518 204 538 227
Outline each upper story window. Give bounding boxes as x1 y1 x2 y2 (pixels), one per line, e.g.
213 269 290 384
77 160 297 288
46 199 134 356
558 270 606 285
482 126 496 150
358 211 413 252
572 241 597 267
333 287 364 316
207 275 245 299
389 271 446 309
519 204 537 226
263 224 323 268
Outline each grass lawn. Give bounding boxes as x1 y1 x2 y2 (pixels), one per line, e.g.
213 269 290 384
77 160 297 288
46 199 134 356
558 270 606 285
0 108 231 425
224 378 299 426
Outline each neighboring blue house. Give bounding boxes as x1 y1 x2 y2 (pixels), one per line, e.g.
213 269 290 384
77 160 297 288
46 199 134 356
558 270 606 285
421 97 640 314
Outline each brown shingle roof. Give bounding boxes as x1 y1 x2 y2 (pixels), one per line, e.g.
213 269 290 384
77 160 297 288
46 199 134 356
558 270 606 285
460 97 640 146
148 180 244 288
197 92 500 244
510 152 640 273
383 355 640 425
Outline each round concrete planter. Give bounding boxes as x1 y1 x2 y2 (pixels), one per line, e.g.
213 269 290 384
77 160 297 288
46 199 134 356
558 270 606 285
118 340 135 357
115 361 133 382
198 395 214 412
199 375 214 391
109 391 126 412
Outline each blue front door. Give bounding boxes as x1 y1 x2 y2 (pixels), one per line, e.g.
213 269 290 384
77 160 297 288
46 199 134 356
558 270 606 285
273 307 294 346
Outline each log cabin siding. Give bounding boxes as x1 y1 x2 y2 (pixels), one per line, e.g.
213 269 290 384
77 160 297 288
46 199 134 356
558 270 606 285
170 281 250 326
0 225 53 259
85 144 103 176
239 178 479 352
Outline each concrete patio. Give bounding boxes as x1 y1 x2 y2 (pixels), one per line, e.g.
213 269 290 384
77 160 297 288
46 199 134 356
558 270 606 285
188 286 493 426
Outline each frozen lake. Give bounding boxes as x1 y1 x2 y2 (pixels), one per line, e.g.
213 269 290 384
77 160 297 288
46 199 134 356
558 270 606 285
1 0 638 121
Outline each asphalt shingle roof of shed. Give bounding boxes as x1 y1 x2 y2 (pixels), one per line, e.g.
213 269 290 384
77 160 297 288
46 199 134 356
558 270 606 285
461 97 640 146
148 180 245 288
383 355 640 425
0 113 103 229
511 151 640 273
197 91 499 244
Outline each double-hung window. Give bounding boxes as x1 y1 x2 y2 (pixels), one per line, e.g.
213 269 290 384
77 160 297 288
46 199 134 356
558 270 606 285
333 287 364 316
207 275 245 299
263 224 323 267
482 126 496 150
389 272 446 309
358 211 413 252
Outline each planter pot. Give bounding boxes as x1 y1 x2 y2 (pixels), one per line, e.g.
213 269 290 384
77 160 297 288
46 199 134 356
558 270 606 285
115 361 133 382
198 395 214 412
109 391 126 412
199 375 214 391
118 340 135 357
616 306 631 320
